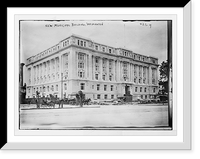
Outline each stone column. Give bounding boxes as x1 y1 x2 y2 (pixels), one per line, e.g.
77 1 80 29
137 65 139 84
141 66 143 84
120 61 123 81
156 67 158 85
129 63 132 82
128 63 131 82
116 60 120 82
132 64 134 83
107 59 109 81
99 57 102 81
31 65 33 86
85 54 88 79
113 60 116 81
149 65 152 85
88 54 92 80
146 66 149 84
91 55 94 80
92 55 95 80
59 54 62 81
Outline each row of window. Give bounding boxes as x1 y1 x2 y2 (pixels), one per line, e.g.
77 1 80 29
80 83 156 93
80 83 114 91
96 94 115 100
95 44 113 54
29 35 158 66
30 83 69 94
77 39 87 47
33 40 70 62
120 49 157 64
33 73 60 84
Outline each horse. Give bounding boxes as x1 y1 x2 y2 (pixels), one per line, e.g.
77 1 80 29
34 95 55 109
83 98 91 105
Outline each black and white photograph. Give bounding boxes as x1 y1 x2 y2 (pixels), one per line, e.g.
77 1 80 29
19 19 172 130
4 3 192 151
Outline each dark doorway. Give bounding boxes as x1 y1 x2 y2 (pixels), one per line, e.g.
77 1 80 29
125 85 130 95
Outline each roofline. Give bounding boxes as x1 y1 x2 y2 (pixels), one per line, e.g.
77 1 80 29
27 34 159 62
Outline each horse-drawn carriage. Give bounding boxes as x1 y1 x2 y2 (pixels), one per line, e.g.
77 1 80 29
34 91 91 109
35 94 62 108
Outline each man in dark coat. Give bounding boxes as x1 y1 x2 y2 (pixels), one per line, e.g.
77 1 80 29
78 91 84 107
75 93 80 105
36 91 40 108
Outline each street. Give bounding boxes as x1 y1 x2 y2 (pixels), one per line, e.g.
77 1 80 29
19 103 169 129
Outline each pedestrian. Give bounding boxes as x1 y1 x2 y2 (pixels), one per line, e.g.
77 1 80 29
78 91 84 107
75 93 80 105
36 91 40 108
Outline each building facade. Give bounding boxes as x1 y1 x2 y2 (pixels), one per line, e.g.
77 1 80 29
25 34 159 101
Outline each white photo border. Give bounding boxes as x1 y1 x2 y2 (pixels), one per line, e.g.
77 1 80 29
7 4 192 147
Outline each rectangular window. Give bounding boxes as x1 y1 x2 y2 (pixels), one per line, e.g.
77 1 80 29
84 41 86 47
102 74 106 80
80 83 85 90
78 62 84 69
78 53 84 60
102 47 105 52
80 41 83 46
97 94 101 99
95 74 99 80
95 45 98 50
51 85 54 91
78 71 85 78
104 94 107 99
135 87 137 92
95 58 99 63
144 87 147 92
97 84 100 91
153 88 156 93
95 65 99 71
104 85 107 91
64 83 67 90
103 66 106 72
111 95 114 99
140 87 142 92
109 75 112 81
56 85 58 91
109 49 112 53
111 85 113 91
109 67 112 73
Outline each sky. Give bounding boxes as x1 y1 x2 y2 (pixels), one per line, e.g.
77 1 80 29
20 20 168 66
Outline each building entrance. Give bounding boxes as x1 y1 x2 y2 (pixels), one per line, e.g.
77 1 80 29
125 85 130 95
124 84 132 102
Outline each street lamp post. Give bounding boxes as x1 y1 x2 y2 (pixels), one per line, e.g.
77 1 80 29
60 72 63 108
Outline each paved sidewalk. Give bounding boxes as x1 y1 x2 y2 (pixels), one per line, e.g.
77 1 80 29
20 104 101 110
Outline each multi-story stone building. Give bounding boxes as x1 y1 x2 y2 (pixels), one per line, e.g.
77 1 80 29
25 34 159 101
